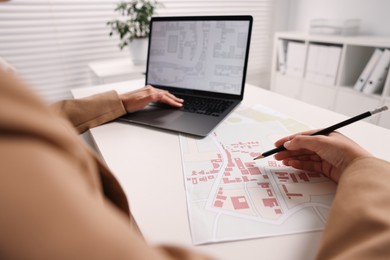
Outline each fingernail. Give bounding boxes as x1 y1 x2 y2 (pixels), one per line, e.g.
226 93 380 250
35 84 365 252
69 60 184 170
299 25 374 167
284 140 291 148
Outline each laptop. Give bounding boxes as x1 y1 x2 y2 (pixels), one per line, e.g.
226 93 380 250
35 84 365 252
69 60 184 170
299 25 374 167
119 15 253 137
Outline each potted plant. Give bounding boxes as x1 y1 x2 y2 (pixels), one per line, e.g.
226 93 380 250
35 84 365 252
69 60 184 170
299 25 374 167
107 0 162 65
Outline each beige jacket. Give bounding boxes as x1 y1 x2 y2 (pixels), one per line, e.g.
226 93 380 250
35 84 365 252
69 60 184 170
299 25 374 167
0 70 208 259
316 157 390 259
1 70 390 259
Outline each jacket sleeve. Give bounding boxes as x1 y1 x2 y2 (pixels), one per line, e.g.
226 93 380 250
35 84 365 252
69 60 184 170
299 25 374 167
316 157 390 260
0 135 212 260
50 90 127 134
0 70 212 260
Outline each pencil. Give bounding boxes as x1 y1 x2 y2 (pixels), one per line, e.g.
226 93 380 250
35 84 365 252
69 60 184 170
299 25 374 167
253 106 388 160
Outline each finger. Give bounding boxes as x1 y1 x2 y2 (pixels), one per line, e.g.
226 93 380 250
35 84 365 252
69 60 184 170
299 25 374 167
163 90 183 103
274 149 316 160
274 135 294 147
143 85 183 103
283 159 323 173
152 92 183 107
140 85 183 106
274 129 322 147
283 134 328 154
130 85 164 98
162 94 184 106
277 153 322 162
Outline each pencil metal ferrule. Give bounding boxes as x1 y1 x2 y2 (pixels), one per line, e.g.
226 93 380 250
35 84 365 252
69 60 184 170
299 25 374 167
370 106 388 115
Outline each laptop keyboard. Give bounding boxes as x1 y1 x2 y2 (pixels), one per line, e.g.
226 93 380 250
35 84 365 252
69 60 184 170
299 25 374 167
180 95 234 116
152 95 234 117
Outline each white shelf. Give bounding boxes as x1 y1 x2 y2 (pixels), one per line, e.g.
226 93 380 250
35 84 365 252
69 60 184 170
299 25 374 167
276 31 390 48
88 58 145 84
271 32 390 129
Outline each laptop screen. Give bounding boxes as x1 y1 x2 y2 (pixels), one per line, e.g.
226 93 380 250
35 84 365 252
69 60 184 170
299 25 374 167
146 16 252 96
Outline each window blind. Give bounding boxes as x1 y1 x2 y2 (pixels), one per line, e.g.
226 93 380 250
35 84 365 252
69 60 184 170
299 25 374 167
0 0 275 102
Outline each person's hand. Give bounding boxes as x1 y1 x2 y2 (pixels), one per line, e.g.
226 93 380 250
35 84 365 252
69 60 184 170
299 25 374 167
273 131 372 183
119 85 183 113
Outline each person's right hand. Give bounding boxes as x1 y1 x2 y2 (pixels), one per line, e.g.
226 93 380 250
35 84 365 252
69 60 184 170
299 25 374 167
119 85 183 113
273 131 372 183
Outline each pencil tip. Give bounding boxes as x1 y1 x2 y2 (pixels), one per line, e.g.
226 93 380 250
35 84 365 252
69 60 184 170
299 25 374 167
253 155 264 160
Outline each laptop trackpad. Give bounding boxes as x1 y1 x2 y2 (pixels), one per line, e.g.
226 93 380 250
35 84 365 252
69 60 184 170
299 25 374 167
120 106 184 126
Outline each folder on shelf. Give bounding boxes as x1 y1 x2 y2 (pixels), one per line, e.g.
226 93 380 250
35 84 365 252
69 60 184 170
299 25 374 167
277 39 287 74
305 44 319 82
285 41 306 78
305 44 341 85
324 45 342 85
362 48 390 95
316 45 330 83
353 48 383 91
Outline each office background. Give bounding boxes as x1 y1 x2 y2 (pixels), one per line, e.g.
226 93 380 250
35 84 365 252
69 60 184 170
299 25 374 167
0 0 389 102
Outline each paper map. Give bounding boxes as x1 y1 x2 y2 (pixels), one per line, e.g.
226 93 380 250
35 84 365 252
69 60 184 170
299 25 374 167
179 104 336 245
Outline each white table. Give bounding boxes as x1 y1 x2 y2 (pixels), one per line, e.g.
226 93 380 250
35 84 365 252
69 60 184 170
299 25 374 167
71 79 390 260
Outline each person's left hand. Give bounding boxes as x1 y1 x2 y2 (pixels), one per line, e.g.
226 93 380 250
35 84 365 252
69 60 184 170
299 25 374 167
119 85 183 113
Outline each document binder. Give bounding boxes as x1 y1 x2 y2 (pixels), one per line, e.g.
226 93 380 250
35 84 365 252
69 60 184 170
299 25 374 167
354 48 383 91
305 44 319 82
305 44 341 85
277 39 287 74
324 45 342 85
362 49 390 95
285 41 305 78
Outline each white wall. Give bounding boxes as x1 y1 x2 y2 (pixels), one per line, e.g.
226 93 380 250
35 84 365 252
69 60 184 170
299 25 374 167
272 0 291 32
286 0 390 35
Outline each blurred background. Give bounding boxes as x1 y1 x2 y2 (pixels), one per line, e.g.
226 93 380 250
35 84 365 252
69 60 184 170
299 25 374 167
1 0 389 103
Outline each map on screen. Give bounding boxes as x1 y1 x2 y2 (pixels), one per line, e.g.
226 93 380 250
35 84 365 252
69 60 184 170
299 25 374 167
147 20 250 95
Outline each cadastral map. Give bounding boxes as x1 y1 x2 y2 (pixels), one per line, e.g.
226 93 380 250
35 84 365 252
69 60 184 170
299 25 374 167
179 104 336 244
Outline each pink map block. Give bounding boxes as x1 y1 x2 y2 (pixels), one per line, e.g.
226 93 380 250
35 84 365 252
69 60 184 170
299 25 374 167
214 200 223 208
248 167 261 175
231 196 249 210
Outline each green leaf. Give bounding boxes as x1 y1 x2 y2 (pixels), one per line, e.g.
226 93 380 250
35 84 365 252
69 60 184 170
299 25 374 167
107 0 162 49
